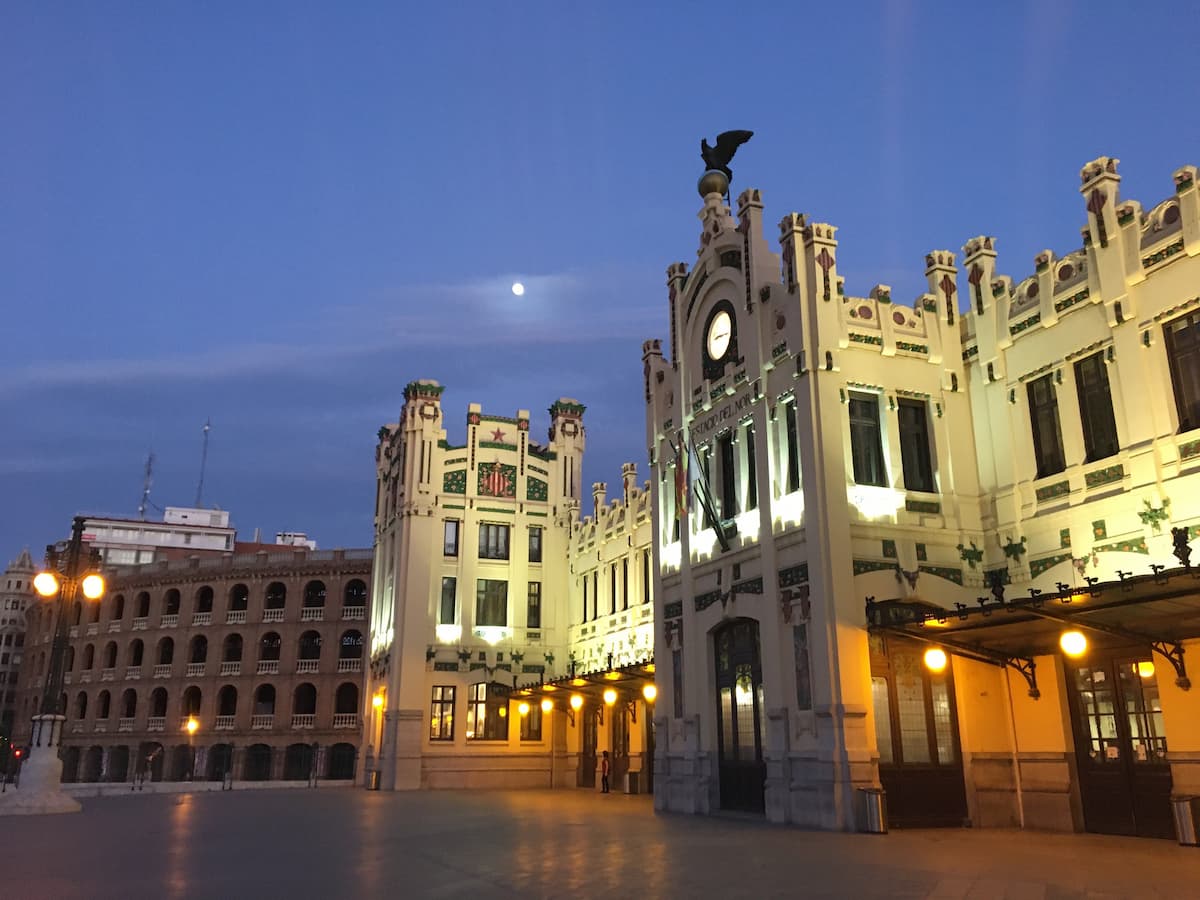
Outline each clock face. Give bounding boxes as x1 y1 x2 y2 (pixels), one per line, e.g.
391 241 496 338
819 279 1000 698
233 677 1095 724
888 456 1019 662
707 310 732 361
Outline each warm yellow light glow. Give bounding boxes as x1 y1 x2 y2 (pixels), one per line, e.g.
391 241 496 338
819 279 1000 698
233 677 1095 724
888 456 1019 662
572 678 586 686
81 573 105 600
372 694 384 709
1060 630 1088 658
542 685 557 692
643 663 655 673
923 648 948 672
185 716 199 735
603 671 620 681
603 688 617 706
33 572 59 598
1137 661 1156 679
498 706 507 718
540 699 553 714
569 694 583 711
642 684 657 703
517 701 530 717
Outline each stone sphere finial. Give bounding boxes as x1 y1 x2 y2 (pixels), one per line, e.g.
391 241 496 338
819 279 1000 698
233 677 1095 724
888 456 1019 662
698 169 729 198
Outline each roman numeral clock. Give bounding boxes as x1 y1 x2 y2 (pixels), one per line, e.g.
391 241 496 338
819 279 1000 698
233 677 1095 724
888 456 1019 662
702 299 738 380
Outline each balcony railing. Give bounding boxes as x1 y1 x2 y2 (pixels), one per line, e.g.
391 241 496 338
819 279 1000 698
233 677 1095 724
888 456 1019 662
153 664 171 678
300 607 324 622
63 673 72 685
100 668 116 682
342 606 366 621
336 658 362 673
214 715 235 730
94 722 108 733
125 666 142 680
333 713 359 729
296 660 319 674
160 614 178 628
68 626 79 638
192 612 212 626
219 661 241 676
107 621 121 633
80 672 93 684
147 717 165 732
86 623 99 636
250 714 273 729
256 660 279 675
132 617 148 631
226 610 247 625
262 608 284 623
70 722 84 734
291 714 315 729
118 717 135 732
186 663 205 677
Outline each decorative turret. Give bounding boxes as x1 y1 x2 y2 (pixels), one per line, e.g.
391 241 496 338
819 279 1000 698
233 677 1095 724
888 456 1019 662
549 398 586 502
621 462 638 502
1080 156 1132 319
592 482 607 518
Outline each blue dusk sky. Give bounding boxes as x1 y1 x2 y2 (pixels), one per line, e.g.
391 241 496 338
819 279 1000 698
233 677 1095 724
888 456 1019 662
2 2 1198 559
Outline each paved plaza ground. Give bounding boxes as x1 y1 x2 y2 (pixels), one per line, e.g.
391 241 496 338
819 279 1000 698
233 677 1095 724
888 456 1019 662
0 787 1196 899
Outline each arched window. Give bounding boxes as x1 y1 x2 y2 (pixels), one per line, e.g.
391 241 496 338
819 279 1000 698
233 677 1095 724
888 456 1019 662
112 594 126 621
128 639 144 667
254 684 276 715
298 631 322 660
265 582 286 610
222 634 243 662
339 630 364 659
189 635 208 664
181 686 202 716
243 744 272 781
88 598 101 623
76 691 88 719
259 632 281 661
82 644 95 670
150 687 168 717
72 601 83 626
65 646 76 671
195 586 214 614
303 580 326 608
228 584 249 612
328 743 356 780
164 589 181 615
284 743 313 780
335 682 359 714
292 683 317 715
121 688 137 719
157 637 175 666
103 641 118 669
136 592 151 617
218 685 237 717
97 690 111 719
344 579 367 609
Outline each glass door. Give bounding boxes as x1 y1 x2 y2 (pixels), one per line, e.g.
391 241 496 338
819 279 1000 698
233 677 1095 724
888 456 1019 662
714 619 765 813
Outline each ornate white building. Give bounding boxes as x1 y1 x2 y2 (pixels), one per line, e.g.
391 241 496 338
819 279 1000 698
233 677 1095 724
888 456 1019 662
643 157 1200 839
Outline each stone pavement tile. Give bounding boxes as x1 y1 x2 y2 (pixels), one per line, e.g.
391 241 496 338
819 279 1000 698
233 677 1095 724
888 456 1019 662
926 876 973 899
963 879 1009 900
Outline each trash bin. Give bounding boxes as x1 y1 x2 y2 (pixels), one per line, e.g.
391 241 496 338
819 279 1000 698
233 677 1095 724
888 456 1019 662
856 787 888 834
624 771 640 795
1172 795 1200 846
367 769 381 791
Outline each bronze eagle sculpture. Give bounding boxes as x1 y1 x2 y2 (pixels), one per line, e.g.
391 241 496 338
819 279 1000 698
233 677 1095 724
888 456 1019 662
701 130 754 179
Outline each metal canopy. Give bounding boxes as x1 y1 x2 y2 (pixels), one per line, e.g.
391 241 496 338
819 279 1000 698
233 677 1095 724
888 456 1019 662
511 659 656 706
866 560 1200 693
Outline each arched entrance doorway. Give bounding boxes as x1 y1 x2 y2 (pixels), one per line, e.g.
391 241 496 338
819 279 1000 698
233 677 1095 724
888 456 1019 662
713 618 765 813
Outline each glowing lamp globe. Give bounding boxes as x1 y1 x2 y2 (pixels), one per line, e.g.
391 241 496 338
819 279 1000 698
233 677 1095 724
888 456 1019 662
1137 661 1155 679
185 717 199 736
642 683 658 703
540 699 554 714
517 701 530 717
923 648 948 673
81 574 105 600
1060 630 1088 658
603 688 617 706
33 572 60 598
569 694 583 711
372 694 384 709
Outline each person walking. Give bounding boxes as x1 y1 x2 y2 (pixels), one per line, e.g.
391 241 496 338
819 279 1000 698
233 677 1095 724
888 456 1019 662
601 750 611 794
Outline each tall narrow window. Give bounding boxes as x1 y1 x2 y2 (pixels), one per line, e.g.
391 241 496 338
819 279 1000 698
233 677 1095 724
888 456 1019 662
622 558 629 611
610 564 617 615
443 520 460 557
475 579 507 627
671 468 681 541
1028 374 1066 478
849 393 887 486
526 582 541 629
528 526 543 563
1075 352 1119 461
591 572 598 621
642 550 651 604
429 686 455 741
744 423 757 511
439 578 456 625
519 703 542 741
897 399 935 492
784 402 801 493
478 523 510 560
717 431 737 518
582 576 589 623
1165 311 1200 432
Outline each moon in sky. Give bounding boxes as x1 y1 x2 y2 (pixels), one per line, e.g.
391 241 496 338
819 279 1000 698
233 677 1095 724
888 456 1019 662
511 282 525 296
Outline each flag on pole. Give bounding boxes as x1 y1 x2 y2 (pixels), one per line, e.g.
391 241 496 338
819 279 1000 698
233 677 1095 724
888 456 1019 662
678 436 732 552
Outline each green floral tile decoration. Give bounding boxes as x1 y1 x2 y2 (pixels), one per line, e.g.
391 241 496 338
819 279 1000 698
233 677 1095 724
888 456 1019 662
905 499 941 514
443 469 467 494
1179 439 1200 460
919 565 963 586
479 440 518 451
849 333 884 347
1009 313 1042 337
853 559 897 576
956 541 983 569
915 543 927 561
882 539 897 559
962 345 979 360
526 477 548 502
662 601 683 620
1092 519 1107 540
694 590 722 612
1138 498 1171 533
1142 238 1185 270
1060 528 1072 548
1084 464 1124 489
1030 553 1072 578
923 299 937 312
1003 536 1027 560
778 564 809 587
772 342 788 359
1035 480 1070 503
896 341 929 354
1094 537 1149 555
1054 288 1090 314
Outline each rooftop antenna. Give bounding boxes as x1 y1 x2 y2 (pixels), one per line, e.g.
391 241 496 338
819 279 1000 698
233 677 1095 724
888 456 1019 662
138 452 155 520
194 419 211 508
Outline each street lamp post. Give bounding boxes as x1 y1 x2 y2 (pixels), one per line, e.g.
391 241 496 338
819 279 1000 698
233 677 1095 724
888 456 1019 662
1 516 104 816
